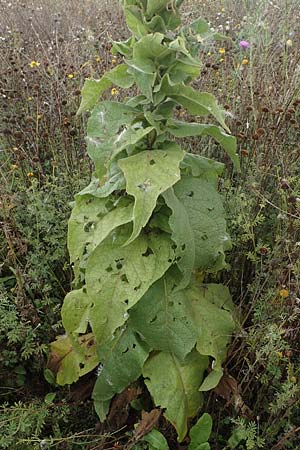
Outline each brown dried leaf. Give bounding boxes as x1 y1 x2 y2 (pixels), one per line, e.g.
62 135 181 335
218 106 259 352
214 374 253 418
133 409 162 442
108 384 142 428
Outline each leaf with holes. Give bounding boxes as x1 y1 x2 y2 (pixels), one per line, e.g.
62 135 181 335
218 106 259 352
174 176 231 272
118 143 185 244
93 326 149 414
86 230 176 346
129 275 197 361
163 188 195 289
187 283 236 391
143 350 209 442
49 334 99 385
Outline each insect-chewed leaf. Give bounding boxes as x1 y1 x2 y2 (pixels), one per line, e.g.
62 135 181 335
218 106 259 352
160 74 229 132
143 350 209 442
68 196 109 266
186 283 236 391
85 231 176 346
68 195 133 282
167 120 239 170
180 153 224 182
86 101 138 177
174 176 231 272
163 188 195 289
49 334 99 385
129 275 197 361
118 143 185 244
93 326 149 407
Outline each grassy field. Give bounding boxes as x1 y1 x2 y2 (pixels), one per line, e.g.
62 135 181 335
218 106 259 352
0 0 299 448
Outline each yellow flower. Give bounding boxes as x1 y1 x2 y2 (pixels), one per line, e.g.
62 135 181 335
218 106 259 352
219 58 224 62
286 39 293 47
28 97 33 101
27 172 34 177
11 164 18 170
219 48 226 54
29 61 40 68
279 289 289 298
207 52 211 56
37 114 42 120
221 7 225 12
95 56 100 62
67 74 74 79
111 58 117 64
111 88 119 96
242 58 249 65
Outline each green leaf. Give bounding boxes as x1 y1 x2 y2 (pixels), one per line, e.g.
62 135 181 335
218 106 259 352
124 5 148 37
189 413 212 449
143 350 209 442
163 188 195 288
130 275 197 361
143 429 170 449
93 326 149 404
146 0 169 16
62 288 91 336
94 399 111 423
67 196 109 267
174 176 231 272
76 162 126 199
50 334 99 385
180 154 224 181
77 65 134 114
160 75 230 132
118 143 185 244
86 101 138 176
86 231 176 346
186 283 236 391
77 79 111 115
167 120 239 170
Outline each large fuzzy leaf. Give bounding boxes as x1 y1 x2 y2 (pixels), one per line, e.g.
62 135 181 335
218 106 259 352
129 275 197 361
85 231 176 346
174 176 231 272
77 65 134 114
93 326 149 407
187 283 236 391
118 143 185 244
160 75 229 132
163 188 195 289
143 350 209 442
86 101 144 177
167 120 239 170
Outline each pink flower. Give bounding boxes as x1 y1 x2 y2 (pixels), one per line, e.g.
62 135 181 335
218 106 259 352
239 40 250 49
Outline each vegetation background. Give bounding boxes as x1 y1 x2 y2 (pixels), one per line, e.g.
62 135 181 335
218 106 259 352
0 0 299 448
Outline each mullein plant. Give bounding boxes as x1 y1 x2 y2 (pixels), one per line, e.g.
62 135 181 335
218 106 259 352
50 0 239 441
